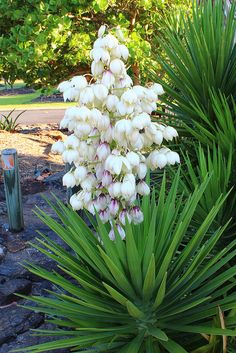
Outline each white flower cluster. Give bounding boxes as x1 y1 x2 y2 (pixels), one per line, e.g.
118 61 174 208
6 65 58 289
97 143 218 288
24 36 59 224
52 25 180 239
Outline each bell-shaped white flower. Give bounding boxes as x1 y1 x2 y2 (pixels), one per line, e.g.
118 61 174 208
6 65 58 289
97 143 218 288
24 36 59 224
150 83 165 96
102 34 119 49
137 180 150 196
70 76 88 90
121 180 136 201
119 209 131 225
99 209 111 224
57 81 70 93
96 143 111 161
51 141 64 154
148 151 168 170
81 174 96 191
106 95 119 112
130 206 144 224
62 150 79 164
74 166 87 182
163 126 178 141
70 194 83 211
102 170 113 187
93 83 108 101
91 60 104 77
64 135 80 149
119 44 129 60
137 163 147 180
126 151 140 168
97 114 110 131
63 172 76 188
109 199 120 216
116 27 125 42
132 113 151 130
121 89 138 105
79 87 95 105
101 71 115 88
98 25 106 37
166 151 180 165
109 224 126 240
110 59 125 75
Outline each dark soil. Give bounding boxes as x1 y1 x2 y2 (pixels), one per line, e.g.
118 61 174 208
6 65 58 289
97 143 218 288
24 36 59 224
32 92 64 103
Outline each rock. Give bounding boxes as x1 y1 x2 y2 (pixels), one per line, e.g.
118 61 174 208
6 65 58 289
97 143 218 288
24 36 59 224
0 246 59 280
0 322 69 353
0 278 32 305
44 171 64 186
0 303 44 345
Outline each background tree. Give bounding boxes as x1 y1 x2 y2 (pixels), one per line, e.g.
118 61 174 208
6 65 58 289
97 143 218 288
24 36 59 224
0 0 190 88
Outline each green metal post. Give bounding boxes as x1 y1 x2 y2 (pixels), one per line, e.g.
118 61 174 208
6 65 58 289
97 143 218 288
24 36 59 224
1 149 24 232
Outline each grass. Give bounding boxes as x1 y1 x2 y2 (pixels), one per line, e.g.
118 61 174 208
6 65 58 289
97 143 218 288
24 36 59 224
0 81 73 109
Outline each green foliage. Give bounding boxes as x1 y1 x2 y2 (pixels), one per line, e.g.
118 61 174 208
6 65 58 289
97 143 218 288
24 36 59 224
150 0 236 247
13 174 236 353
180 145 236 241
0 109 25 131
0 0 190 88
151 0 236 146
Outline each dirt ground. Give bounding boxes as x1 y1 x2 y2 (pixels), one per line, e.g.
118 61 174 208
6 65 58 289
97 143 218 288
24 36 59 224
0 124 66 188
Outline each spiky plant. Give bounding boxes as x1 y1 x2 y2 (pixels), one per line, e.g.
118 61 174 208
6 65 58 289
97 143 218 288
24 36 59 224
150 0 236 146
0 109 25 132
14 172 236 353
177 144 236 240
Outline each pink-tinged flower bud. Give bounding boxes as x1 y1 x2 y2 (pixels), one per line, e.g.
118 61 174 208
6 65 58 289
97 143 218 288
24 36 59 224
101 70 115 88
96 143 111 161
99 209 110 224
109 224 126 241
137 181 150 196
95 164 104 181
97 193 108 210
119 209 131 226
130 206 144 225
102 170 113 187
63 172 76 188
109 199 120 216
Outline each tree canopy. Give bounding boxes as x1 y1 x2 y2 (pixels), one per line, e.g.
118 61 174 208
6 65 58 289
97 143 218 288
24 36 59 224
0 0 190 88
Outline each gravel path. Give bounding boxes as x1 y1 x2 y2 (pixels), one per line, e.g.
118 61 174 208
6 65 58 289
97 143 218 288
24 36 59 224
0 108 65 124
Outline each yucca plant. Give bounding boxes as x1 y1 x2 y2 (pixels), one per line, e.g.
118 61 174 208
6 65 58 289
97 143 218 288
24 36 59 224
177 144 236 240
0 109 25 132
150 0 236 147
14 172 236 353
